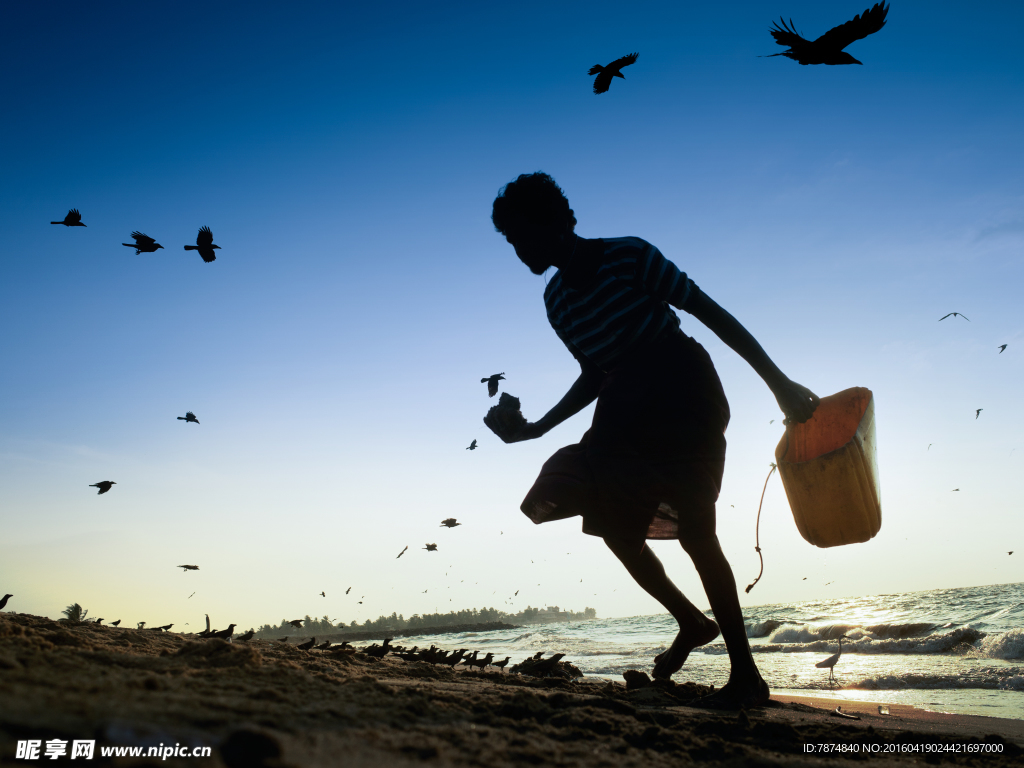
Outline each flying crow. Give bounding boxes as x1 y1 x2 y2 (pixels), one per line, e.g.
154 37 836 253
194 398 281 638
288 619 304 628
122 232 163 254
90 481 116 495
177 411 200 424
424 543 438 552
998 344 1007 353
51 209 86 226
939 312 969 322
481 373 505 397
767 2 888 65
397 545 408 559
184 226 220 263
178 565 199 572
466 439 477 450
440 518 461 528
588 52 638 93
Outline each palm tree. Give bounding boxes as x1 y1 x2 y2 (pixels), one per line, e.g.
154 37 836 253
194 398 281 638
61 603 89 623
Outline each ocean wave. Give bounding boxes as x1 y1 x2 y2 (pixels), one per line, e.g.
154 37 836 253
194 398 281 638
850 668 1024 692
863 622 936 639
756 626 988 656
969 628 1024 660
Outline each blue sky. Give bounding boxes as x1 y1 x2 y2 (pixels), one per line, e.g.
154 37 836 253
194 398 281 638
1 0 1022 633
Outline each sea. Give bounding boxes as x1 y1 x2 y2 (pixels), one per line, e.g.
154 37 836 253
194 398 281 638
397 582 1024 721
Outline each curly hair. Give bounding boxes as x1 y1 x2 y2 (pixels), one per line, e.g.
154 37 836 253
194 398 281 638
491 172 575 241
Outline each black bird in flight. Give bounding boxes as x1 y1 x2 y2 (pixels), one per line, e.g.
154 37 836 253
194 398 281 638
111 619 121 627
90 481 116 495
939 312 969 322
975 409 983 419
424 543 438 552
177 411 200 424
320 591 326 597
346 587 352 594
122 232 163 254
767 2 889 65
288 619 304 628
440 518 461 528
998 344 1008 353
178 564 199 572
51 209 86 227
466 439 477 451
0 594 11 610
588 52 638 93
481 373 505 397
396 545 408 559
188 592 195 599
184 226 220 263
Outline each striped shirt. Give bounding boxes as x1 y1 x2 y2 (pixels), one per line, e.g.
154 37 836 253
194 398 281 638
544 237 696 370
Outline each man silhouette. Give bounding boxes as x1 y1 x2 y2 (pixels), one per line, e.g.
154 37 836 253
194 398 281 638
487 172 818 708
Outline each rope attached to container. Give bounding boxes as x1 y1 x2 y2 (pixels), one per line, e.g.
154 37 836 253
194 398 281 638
744 461 778 594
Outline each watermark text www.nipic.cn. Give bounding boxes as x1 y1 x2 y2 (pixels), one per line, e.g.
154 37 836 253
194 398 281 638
16 739 213 760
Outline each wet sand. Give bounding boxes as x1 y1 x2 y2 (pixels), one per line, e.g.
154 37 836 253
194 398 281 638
1 612 1021 767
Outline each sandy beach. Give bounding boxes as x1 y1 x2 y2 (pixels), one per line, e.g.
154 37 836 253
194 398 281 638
2 612 1021 767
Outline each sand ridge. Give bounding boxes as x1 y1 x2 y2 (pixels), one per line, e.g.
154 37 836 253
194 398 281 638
1 612 1021 767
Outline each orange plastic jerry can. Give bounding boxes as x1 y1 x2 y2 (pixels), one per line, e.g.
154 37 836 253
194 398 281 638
775 387 881 548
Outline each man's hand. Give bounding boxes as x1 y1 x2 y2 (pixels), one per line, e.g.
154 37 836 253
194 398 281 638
483 415 546 444
772 378 820 425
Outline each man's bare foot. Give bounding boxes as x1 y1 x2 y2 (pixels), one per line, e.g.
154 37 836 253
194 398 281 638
691 677 770 710
652 615 720 679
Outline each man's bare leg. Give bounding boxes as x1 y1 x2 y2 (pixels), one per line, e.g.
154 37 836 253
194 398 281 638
681 532 769 707
603 537 720 679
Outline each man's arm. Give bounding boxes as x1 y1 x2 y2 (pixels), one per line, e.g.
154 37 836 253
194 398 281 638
684 288 819 424
487 356 604 443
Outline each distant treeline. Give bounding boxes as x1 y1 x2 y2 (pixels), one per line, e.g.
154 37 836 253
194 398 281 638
252 605 596 640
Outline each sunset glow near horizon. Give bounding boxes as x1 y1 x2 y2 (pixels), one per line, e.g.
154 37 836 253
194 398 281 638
1 0 1022 634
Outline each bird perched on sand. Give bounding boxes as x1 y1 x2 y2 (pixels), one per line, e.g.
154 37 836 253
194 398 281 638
424 543 438 552
939 312 969 322
0 595 11 611
466 440 477 451
588 52 638 93
315 640 332 652
481 373 505 397
815 636 846 685
492 656 511 672
396 546 408 559
122 232 163 254
976 409 983 419
90 481 116 495
153 624 174 632
111 619 121 627
210 624 236 640
178 565 199 572
296 636 316 651
95 618 104 625
51 209 86 226
278 636 290 642
288 619 304 628
998 345 1007 353
766 2 888 66
440 518 461 528
532 651 544 660
177 411 200 424
237 629 255 642
184 226 220 263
